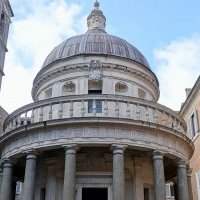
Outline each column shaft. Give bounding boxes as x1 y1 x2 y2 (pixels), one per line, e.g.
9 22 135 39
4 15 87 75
0 168 3 191
187 167 193 200
112 145 126 200
63 145 77 200
0 160 13 200
22 154 37 200
153 151 166 200
177 161 189 200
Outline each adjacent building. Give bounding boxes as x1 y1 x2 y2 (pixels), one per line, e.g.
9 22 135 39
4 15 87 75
180 76 200 200
0 0 13 196
0 0 13 133
0 1 194 200
0 0 13 90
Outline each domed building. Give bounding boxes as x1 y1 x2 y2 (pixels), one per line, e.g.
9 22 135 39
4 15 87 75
0 2 194 200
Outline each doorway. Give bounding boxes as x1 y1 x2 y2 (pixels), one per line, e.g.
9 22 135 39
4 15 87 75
82 188 108 200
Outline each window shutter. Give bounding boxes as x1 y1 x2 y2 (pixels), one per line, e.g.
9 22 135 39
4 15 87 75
195 110 200 132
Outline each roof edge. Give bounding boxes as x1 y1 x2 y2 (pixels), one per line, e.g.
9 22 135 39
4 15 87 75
180 75 200 115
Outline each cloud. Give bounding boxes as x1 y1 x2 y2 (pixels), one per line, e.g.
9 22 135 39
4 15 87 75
154 35 200 111
0 0 86 113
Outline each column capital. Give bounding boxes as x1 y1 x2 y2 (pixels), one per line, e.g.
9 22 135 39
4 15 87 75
1 158 13 168
112 144 127 155
152 151 164 160
26 154 37 160
23 149 38 157
63 144 79 154
177 159 187 168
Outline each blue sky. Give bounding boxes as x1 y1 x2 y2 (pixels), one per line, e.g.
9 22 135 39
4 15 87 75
0 0 200 112
68 0 200 66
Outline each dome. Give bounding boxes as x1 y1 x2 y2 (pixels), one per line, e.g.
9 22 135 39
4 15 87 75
42 2 150 68
43 32 150 68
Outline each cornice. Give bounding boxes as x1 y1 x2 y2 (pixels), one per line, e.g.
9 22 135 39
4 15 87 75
180 76 200 115
32 62 159 101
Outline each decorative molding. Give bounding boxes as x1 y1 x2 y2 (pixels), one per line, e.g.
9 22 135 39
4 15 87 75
1 125 193 161
88 60 103 80
32 62 159 101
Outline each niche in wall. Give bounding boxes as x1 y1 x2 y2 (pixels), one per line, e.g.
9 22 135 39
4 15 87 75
62 81 76 95
45 88 52 98
138 88 146 99
115 82 128 94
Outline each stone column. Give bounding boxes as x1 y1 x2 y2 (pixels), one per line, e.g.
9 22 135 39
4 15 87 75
187 167 193 200
0 167 3 191
0 159 13 200
46 160 57 200
112 144 126 200
177 160 189 200
63 145 78 200
153 151 166 200
22 153 37 200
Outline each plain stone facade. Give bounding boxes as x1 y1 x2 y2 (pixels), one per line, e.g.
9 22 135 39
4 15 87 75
0 2 194 200
0 0 13 90
0 0 13 138
180 76 200 200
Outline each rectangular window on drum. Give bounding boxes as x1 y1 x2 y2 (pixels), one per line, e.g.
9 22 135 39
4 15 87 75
88 100 102 113
96 100 102 113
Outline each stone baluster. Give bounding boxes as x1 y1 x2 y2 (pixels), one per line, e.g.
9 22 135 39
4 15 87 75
59 102 63 119
136 104 141 120
153 151 166 200
39 107 43 122
70 101 73 117
22 153 37 200
145 106 150 122
23 112 27 126
153 108 158 124
93 99 97 116
12 118 16 129
112 144 126 200
49 104 53 120
0 159 13 200
104 100 108 117
126 102 131 118
31 109 35 123
81 100 85 117
63 145 78 200
17 116 21 127
115 101 120 117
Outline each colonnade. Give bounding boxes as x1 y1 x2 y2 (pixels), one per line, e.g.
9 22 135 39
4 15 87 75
0 145 190 200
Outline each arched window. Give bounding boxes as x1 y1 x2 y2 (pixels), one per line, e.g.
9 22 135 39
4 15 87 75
138 88 146 99
62 81 75 95
115 82 128 93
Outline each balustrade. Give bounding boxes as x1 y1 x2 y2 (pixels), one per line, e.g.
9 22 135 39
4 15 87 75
3 95 186 134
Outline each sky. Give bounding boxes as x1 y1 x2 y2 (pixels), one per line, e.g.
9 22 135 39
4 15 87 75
0 0 200 113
